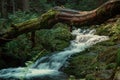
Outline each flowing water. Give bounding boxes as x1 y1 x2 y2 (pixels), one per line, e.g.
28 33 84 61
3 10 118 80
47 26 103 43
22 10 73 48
0 28 109 80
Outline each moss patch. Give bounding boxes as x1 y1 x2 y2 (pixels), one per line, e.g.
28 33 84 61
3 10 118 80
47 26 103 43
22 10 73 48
36 23 72 51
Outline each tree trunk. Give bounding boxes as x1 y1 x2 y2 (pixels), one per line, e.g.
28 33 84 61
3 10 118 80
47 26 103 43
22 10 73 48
16 0 29 11
0 0 8 18
22 0 29 12
0 0 120 45
5 0 14 14
12 0 16 14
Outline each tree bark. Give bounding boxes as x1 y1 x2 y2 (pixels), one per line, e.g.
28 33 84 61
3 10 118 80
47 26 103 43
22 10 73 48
22 0 29 12
12 0 16 14
16 0 29 11
0 0 120 45
0 0 8 18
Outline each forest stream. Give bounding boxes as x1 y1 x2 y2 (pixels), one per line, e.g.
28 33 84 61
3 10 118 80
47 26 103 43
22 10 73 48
0 28 109 80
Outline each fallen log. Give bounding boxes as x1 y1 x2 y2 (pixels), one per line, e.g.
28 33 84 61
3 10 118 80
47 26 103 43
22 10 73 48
0 0 120 45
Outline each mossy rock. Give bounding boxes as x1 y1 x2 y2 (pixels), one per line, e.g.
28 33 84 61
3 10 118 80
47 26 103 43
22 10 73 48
36 23 72 51
86 74 96 80
97 46 118 64
63 54 96 78
95 18 120 43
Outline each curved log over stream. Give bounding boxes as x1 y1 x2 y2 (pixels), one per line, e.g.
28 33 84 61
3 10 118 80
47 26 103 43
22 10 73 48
0 0 120 45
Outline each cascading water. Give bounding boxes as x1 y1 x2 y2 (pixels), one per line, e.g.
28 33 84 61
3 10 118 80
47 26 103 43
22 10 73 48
0 28 109 80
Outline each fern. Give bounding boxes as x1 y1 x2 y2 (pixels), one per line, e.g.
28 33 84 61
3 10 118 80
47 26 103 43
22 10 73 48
25 49 45 67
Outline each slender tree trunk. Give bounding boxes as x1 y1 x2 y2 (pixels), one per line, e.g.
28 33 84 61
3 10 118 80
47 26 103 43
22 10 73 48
12 0 15 14
22 0 29 12
16 0 29 11
0 0 8 18
21 0 35 48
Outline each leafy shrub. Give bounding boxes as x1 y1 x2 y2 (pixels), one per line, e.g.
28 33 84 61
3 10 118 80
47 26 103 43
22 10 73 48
86 74 95 80
65 0 108 10
8 11 38 24
117 48 120 66
106 63 117 69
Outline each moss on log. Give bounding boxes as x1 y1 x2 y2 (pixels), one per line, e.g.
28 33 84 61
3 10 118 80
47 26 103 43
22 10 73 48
0 10 58 45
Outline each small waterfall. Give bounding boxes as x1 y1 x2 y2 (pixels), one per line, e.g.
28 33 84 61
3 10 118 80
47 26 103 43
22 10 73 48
0 28 109 80
32 29 109 70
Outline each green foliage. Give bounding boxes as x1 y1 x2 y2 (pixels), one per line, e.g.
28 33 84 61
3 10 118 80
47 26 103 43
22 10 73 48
4 34 31 55
86 74 95 80
0 11 38 34
39 9 58 28
36 23 72 51
106 63 117 69
25 49 45 67
0 18 7 33
65 0 108 10
29 0 108 13
30 0 53 13
117 48 120 66
96 19 120 36
8 11 38 24
0 23 72 68
68 75 76 80
64 54 96 78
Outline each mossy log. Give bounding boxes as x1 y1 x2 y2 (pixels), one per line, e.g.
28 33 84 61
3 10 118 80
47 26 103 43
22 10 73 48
0 0 120 45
